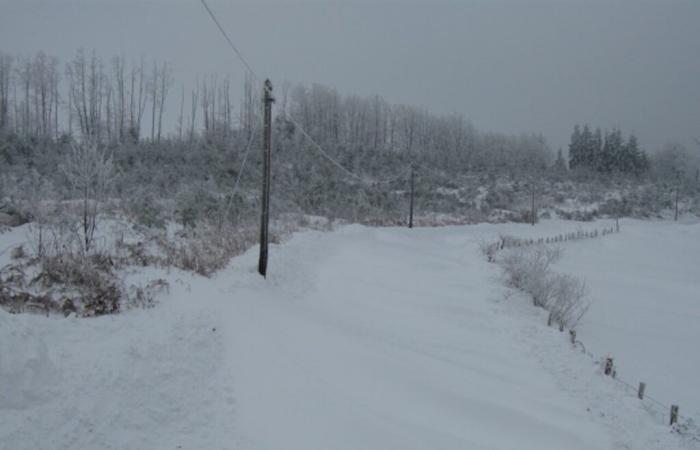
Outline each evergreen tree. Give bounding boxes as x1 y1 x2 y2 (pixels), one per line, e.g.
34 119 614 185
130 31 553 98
592 127 603 171
611 129 625 172
622 134 639 173
569 124 582 169
580 124 594 168
553 148 568 174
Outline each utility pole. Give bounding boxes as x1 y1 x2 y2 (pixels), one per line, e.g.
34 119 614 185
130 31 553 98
258 79 274 277
531 184 536 226
674 186 679 222
409 165 415 228
674 168 680 222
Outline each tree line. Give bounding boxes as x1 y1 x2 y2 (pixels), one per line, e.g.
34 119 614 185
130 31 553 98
1 48 697 231
568 124 650 175
0 49 554 175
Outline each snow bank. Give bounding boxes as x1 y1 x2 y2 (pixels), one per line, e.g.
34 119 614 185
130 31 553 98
0 310 55 409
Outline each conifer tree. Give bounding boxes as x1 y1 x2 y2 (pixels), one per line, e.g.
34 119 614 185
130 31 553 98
569 124 582 169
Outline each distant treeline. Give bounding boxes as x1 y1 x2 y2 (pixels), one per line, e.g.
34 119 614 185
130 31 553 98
568 125 650 175
1 49 699 229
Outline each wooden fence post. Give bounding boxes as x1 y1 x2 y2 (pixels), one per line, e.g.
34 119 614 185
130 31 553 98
637 382 646 400
670 405 679 425
604 357 614 376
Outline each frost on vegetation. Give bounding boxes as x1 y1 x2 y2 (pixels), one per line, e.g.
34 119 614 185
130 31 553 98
495 243 590 329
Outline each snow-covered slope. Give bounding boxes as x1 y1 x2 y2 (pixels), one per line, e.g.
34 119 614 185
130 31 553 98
1 222 696 449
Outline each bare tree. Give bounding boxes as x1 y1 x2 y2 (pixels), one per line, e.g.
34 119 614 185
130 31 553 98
188 81 199 142
17 56 31 136
156 62 172 142
66 50 105 140
177 83 185 141
150 61 158 141
0 53 13 131
240 72 255 140
62 140 115 254
127 57 147 142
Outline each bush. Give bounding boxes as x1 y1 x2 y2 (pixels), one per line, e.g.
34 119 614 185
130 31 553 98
499 245 562 298
10 245 25 260
159 222 259 276
496 244 590 328
548 274 589 327
175 185 219 229
125 192 166 229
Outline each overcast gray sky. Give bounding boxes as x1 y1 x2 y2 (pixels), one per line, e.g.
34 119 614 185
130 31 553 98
2 0 699 152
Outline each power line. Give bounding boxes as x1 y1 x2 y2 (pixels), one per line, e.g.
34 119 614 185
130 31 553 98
198 0 411 186
220 119 260 225
199 0 257 80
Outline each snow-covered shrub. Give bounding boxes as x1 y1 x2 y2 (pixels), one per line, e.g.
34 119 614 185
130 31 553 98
26 206 81 260
548 274 589 328
159 222 259 276
0 252 122 316
10 244 25 260
123 191 166 229
511 209 537 224
175 185 219 229
499 245 562 298
496 244 589 328
479 240 499 263
555 208 597 222
126 279 169 309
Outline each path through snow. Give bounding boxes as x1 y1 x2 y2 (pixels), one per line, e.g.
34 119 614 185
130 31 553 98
1 222 696 449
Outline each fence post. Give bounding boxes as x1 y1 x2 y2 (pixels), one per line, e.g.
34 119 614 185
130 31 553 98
569 329 576 344
637 382 646 400
547 312 553 327
604 357 614 376
670 405 679 425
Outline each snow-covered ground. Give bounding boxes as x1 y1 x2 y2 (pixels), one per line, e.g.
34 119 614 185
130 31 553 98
1 220 697 449
555 218 700 422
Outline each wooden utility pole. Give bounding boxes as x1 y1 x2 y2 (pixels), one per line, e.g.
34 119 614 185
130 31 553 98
409 165 415 228
674 186 679 222
258 79 274 277
531 185 536 226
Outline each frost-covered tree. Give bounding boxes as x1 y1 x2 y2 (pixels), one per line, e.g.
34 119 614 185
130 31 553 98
61 140 114 254
552 148 568 174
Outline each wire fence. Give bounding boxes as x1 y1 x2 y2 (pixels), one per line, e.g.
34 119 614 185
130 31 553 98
571 332 699 440
488 225 700 440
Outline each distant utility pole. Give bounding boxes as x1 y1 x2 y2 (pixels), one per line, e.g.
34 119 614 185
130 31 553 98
409 165 415 229
674 186 680 222
258 79 274 277
531 184 536 226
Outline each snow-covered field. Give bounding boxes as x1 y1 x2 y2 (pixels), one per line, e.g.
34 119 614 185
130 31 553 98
1 220 698 449
556 219 700 421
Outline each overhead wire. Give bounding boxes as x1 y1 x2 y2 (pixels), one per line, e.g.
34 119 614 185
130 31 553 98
199 5 700 434
219 119 260 226
199 0 258 79
199 0 412 186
